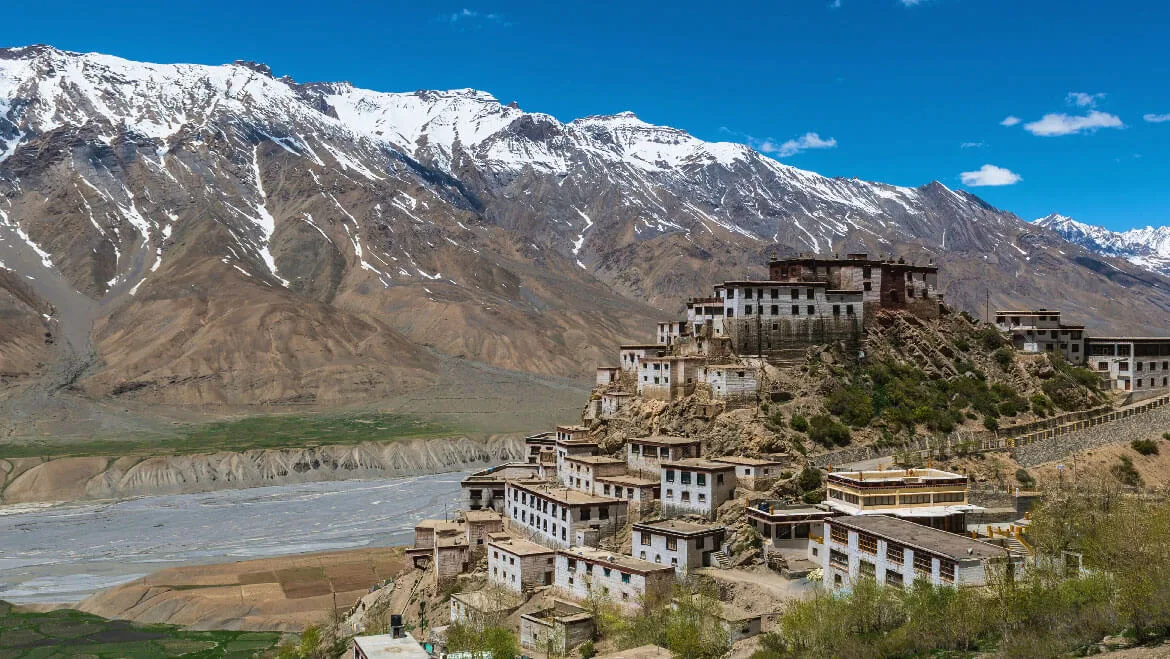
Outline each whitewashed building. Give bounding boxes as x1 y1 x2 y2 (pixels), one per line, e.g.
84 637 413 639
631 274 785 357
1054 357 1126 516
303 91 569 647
596 366 622 388
656 321 690 346
632 519 726 575
555 546 676 611
1085 337 1170 394
600 391 634 418
812 515 1014 590
995 309 1085 362
699 364 758 400
562 455 627 492
710 456 783 490
488 535 557 594
660 459 737 520
626 436 702 475
619 344 665 374
505 481 627 548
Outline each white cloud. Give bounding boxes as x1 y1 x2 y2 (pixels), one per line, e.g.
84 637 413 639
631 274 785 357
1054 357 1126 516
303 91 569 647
446 8 508 26
830 0 842 7
1023 110 1124 136
961 141 985 149
1000 116 1022 127
900 0 927 5
1066 92 1106 108
753 132 838 157
960 164 1022 187
1144 113 1170 123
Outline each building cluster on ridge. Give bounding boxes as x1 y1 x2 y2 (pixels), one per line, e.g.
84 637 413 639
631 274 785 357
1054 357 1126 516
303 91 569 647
356 254 1077 657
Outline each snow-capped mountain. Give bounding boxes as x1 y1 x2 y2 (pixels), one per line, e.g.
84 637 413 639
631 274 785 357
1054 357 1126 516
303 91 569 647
1034 213 1170 276
2 45 1169 413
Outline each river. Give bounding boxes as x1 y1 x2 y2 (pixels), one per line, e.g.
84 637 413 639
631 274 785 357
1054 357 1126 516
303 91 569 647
0 471 467 604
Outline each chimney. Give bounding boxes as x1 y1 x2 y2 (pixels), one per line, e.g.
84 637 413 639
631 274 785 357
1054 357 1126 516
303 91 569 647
391 614 404 638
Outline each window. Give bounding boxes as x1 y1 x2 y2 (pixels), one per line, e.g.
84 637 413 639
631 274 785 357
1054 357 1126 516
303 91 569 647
621 573 631 583
717 474 724 485
913 552 933 576
864 495 896 507
770 289 778 299
581 508 591 521
900 493 931 505
771 305 779 315
807 305 815 315
940 561 955 583
666 537 677 551
806 289 814 300
745 305 753 315
726 288 734 299
697 473 707 486
887 544 904 565
829 549 849 569
665 469 674 483
681 472 692 485
862 266 872 279
846 305 854 316
599 506 610 520
833 304 840 316
885 570 904 588
863 282 872 291
792 305 800 316
698 493 707 502
681 491 691 502
744 288 752 299
830 525 848 545
640 531 651 546
859 560 876 578
790 288 799 300
934 492 965 503
857 533 878 555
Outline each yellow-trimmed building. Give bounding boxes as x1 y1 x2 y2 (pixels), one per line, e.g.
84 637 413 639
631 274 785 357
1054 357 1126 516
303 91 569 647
824 468 978 532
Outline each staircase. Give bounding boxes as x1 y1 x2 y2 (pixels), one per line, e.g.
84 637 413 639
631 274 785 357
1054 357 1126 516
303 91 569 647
1004 536 1030 556
711 550 732 569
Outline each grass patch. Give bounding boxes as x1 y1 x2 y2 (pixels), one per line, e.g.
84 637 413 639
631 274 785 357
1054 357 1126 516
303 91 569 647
0 603 282 658
0 412 456 460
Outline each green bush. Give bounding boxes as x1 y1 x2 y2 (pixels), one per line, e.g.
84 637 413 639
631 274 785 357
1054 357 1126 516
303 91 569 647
977 325 1008 350
954 337 971 352
993 347 1015 369
808 415 851 446
1132 439 1160 456
580 640 596 658
826 385 875 426
796 466 822 492
790 414 809 433
983 417 999 431
802 490 825 504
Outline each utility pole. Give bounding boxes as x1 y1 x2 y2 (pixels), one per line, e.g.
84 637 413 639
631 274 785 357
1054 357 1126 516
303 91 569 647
985 288 990 324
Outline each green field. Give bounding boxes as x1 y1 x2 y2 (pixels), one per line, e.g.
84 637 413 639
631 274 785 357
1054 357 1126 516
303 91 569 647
0 602 283 658
0 412 457 460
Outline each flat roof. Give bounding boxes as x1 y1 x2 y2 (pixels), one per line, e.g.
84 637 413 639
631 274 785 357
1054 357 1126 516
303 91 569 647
597 365 621 370
604 391 635 397
1086 337 1170 342
463 463 542 482
711 456 781 466
828 468 966 483
557 424 590 432
415 519 464 532
662 458 736 471
718 280 830 287
352 633 429 659
620 344 664 350
451 588 522 611
507 482 619 506
559 546 676 575
629 435 702 446
996 309 1062 315
488 536 557 557
564 455 626 465
634 519 725 536
462 509 503 523
832 515 1008 561
595 474 660 487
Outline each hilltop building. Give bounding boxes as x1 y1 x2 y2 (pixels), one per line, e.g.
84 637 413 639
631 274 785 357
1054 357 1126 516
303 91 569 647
505 481 627 548
632 519 726 574
554 546 675 611
768 253 941 319
660 459 737 519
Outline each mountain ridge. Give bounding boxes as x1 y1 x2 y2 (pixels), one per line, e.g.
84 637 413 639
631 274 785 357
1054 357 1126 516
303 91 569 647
2 44 1169 431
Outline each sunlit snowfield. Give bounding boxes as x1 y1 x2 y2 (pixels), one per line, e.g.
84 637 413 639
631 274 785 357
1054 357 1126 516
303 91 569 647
0 472 467 603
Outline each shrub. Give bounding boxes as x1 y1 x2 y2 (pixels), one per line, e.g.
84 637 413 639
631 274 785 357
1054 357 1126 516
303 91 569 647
1111 455 1142 487
977 325 1008 350
954 337 971 352
983 417 999 431
1015 468 1034 487
808 415 851 447
579 640 595 658
1031 393 1054 417
1132 439 1159 456
994 347 1015 369
790 414 809 433
826 385 875 426
796 466 822 492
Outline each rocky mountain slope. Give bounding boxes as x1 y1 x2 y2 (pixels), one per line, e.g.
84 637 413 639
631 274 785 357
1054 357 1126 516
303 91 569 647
2 45 1169 424
1034 213 1170 278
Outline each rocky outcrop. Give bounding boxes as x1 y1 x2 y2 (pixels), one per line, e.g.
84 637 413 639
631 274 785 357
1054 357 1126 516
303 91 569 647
0 435 521 504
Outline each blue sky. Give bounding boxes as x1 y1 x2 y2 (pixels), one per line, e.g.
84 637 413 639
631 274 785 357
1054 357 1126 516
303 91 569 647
2 0 1168 231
